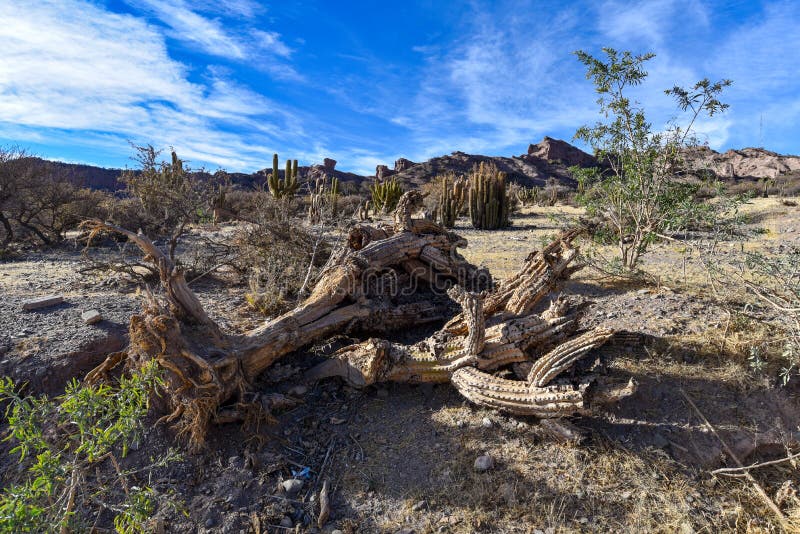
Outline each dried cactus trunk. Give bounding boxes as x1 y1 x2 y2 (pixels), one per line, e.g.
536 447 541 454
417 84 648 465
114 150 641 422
84 191 628 447
82 192 487 447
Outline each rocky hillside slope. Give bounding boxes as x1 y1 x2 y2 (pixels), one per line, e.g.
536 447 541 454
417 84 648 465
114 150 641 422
371 137 597 189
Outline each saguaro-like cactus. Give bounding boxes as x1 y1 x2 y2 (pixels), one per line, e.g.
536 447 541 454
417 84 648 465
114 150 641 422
370 177 403 214
267 154 299 199
468 162 510 230
437 173 468 228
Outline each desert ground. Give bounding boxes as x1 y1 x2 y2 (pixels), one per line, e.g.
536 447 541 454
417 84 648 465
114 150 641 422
1 198 799 533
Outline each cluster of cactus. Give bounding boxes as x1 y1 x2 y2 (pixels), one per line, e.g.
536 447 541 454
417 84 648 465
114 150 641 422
437 172 468 228
370 176 403 214
307 176 340 224
267 153 299 199
544 177 559 206
357 200 371 221
516 186 541 206
468 162 510 230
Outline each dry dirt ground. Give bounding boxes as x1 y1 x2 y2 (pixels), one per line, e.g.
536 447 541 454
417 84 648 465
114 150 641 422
1 198 800 533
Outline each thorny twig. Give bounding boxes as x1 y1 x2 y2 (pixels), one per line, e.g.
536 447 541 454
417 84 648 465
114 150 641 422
680 389 792 530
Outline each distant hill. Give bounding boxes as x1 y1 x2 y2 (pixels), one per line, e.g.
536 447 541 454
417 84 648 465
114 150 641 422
374 137 598 189
31 139 800 193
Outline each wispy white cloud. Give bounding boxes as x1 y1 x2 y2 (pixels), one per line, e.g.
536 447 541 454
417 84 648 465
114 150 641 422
391 1 598 159
125 0 298 81
703 1 800 152
0 0 306 171
598 0 709 47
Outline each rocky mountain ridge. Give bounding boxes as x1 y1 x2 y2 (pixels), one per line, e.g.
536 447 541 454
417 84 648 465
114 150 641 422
30 138 800 192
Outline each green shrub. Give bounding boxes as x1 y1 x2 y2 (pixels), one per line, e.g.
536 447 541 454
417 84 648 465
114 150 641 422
572 48 731 270
0 362 180 533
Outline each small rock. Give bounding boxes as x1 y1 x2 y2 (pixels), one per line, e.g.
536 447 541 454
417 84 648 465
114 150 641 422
481 417 493 428
22 295 63 311
280 516 293 528
578 517 588 524
474 454 494 472
205 518 216 528
282 478 304 495
637 289 649 295
288 384 308 396
331 531 343 534
81 309 102 325
412 500 426 511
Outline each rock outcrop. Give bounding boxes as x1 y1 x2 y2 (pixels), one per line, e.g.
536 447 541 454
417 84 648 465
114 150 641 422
375 165 394 180
683 146 800 180
527 136 596 168
394 158 415 172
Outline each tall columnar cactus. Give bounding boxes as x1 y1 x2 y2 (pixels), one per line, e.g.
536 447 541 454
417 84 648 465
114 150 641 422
516 186 541 207
370 177 403 214
357 200 371 221
267 153 299 199
329 176 339 216
468 162 510 230
437 173 467 228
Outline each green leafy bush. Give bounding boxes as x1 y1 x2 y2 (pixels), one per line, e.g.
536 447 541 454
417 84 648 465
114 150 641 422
0 362 179 533
572 48 731 271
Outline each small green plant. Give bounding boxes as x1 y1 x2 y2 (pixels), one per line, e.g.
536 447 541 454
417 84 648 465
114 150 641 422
468 162 510 229
0 361 179 533
267 153 299 199
572 47 731 270
370 177 403 214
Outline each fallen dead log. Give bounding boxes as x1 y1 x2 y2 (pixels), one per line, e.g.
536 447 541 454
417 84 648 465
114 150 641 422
82 191 630 449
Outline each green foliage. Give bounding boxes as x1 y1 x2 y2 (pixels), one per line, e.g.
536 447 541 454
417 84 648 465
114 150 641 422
370 177 403 214
741 246 800 385
0 362 179 533
572 47 732 270
267 153 299 199
437 173 467 228
468 162 510 230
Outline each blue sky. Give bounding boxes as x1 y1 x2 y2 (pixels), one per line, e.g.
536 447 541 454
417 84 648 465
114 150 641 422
0 1 798 174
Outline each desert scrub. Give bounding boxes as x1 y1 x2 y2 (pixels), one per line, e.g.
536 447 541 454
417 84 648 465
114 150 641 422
572 47 731 271
236 221 327 317
0 361 180 533
739 246 800 385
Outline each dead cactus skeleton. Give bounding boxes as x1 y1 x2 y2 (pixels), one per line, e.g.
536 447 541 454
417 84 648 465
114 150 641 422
83 192 631 448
